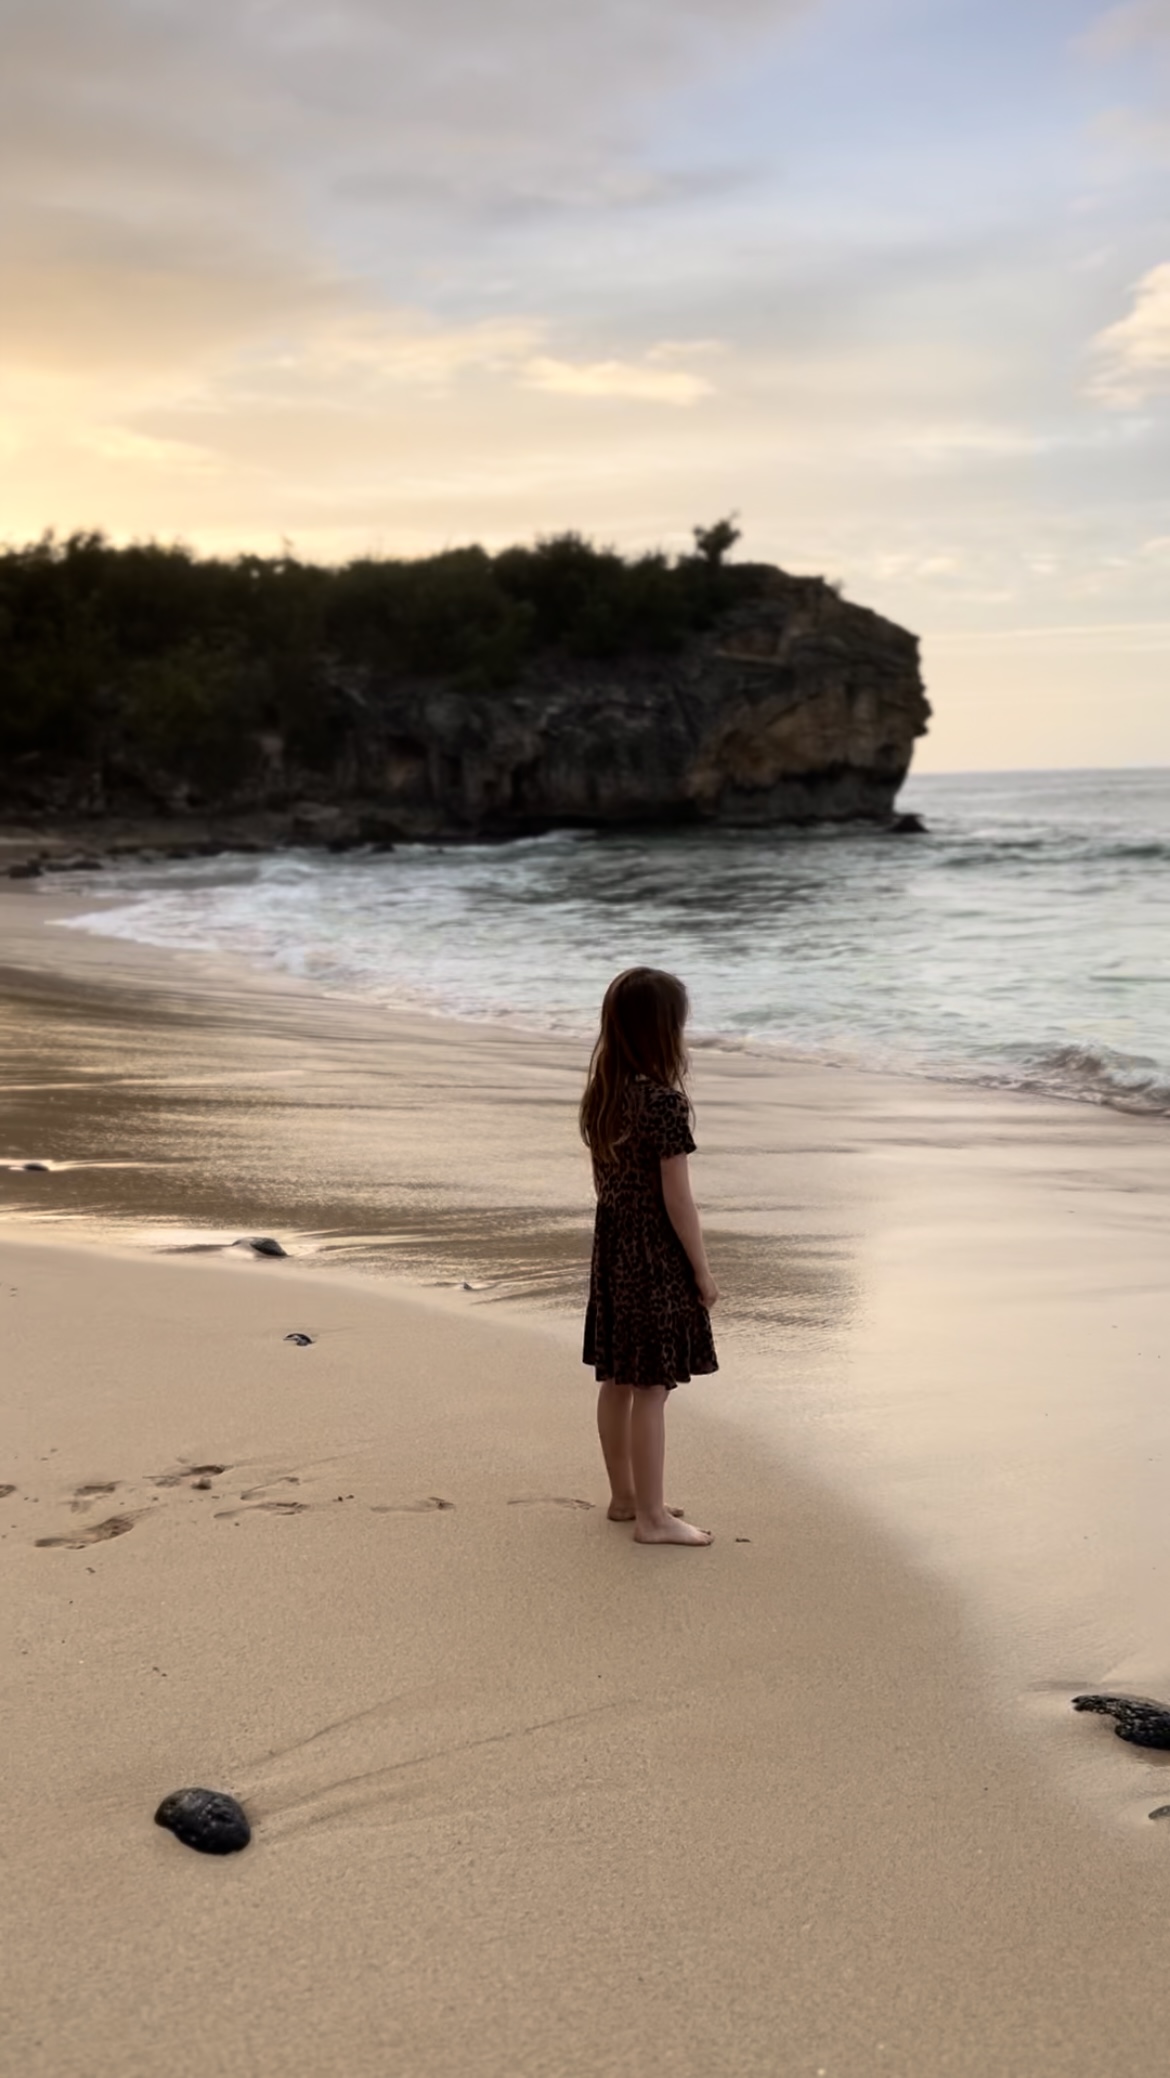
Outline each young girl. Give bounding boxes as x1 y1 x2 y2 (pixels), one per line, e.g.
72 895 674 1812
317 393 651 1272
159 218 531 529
580 967 718 1546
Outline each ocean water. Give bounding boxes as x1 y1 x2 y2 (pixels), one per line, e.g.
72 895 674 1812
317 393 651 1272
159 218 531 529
53 768 1170 1116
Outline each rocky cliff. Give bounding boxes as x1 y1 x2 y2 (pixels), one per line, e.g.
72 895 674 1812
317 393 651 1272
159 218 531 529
296 569 928 838
1 562 928 841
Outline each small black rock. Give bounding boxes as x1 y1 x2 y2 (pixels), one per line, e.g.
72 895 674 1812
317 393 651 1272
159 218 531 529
22 1162 50 1173
284 1332 313 1345
155 1787 251 1855
888 811 927 835
240 1236 287 1258
1072 1692 1170 1749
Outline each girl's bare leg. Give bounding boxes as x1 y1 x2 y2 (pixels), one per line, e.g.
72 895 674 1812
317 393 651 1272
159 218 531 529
597 1378 686 1521
629 1385 712 1545
596 1379 635 1517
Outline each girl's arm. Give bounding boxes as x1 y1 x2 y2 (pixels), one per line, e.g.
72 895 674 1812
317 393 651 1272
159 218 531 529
660 1154 719 1308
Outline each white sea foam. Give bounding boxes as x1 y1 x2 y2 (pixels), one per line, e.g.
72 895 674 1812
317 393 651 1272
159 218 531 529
52 769 1170 1119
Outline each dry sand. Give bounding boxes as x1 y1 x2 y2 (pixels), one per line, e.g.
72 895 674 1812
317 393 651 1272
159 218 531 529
1 1234 1168 2078
2 884 1170 2074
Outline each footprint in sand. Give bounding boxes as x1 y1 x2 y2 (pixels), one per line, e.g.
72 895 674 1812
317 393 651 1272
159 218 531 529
0 1484 16 1500
33 1464 231 1547
216 1500 310 1519
215 1478 311 1520
370 1496 455 1514
37 1513 140 1550
70 1481 120 1511
508 1496 595 1511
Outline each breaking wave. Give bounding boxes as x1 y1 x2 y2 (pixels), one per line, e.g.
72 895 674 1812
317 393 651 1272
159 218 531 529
50 767 1170 1127
979 1043 1170 1116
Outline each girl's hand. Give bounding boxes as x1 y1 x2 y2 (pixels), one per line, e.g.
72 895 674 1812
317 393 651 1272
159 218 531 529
698 1273 719 1310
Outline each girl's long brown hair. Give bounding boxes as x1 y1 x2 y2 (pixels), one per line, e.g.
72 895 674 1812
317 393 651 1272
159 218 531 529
579 967 690 1170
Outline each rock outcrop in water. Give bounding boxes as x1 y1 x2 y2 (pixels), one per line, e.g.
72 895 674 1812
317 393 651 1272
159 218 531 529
312 570 928 836
0 539 928 841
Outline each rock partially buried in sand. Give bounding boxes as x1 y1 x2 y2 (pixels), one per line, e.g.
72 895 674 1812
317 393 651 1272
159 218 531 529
1072 1692 1170 1749
236 1236 287 1258
21 1162 50 1173
284 1332 313 1345
155 1787 251 1855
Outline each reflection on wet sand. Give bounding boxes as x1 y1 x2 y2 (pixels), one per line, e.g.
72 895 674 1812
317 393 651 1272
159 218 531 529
6 905 1170 1782
0 959 860 1338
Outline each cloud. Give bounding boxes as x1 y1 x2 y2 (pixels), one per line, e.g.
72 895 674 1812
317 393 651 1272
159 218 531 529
1 0 1168 778
522 356 714 405
78 427 221 474
0 0 805 240
1091 103 1170 164
1089 261 1170 401
0 0 802 426
1085 1 1170 53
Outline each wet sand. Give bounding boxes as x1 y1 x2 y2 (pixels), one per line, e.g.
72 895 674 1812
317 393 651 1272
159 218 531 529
3 884 1170 2072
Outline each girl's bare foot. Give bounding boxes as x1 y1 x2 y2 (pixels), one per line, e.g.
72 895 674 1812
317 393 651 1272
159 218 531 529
633 1514 712 1545
607 1500 685 1522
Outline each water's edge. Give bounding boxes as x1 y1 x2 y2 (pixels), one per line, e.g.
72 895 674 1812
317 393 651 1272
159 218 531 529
39 765 1170 1121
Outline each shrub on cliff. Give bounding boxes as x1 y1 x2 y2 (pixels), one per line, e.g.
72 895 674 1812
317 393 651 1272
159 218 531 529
114 642 269 796
0 526 759 791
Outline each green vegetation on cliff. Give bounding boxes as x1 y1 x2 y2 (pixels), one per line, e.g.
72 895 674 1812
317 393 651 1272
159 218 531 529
0 527 755 797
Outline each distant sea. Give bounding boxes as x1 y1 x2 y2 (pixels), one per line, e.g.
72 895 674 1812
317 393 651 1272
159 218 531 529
54 769 1170 1118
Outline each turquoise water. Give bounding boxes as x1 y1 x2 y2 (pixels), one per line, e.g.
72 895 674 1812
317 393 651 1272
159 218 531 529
55 768 1170 1116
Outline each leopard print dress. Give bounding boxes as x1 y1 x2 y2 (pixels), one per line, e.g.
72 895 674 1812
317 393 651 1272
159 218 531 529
583 1079 719 1389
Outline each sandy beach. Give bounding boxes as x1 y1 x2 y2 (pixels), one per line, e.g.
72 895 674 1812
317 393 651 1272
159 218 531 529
3 883 1170 2075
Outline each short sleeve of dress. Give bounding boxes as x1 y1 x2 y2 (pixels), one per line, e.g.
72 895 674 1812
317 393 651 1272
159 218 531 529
644 1085 696 1161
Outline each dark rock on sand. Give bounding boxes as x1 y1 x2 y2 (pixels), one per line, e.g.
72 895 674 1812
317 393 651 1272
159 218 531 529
22 1162 50 1173
1072 1692 1170 1749
237 1236 287 1258
155 1787 251 1855
284 1332 313 1345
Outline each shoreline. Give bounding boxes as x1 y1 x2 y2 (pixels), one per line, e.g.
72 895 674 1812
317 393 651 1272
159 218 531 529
0 797 927 886
11 854 1170 1126
4 1230 1170 2077
10 785 1170 1126
6 891 1170 2067
3 884 1169 1707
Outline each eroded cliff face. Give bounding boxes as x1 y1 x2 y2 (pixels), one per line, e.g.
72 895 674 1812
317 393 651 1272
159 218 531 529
314 569 929 836
0 566 929 839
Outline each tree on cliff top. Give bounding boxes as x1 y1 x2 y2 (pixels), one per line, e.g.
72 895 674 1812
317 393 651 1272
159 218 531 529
692 515 741 567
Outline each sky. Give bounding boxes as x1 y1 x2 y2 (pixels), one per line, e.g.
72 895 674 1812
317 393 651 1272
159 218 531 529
2 0 1168 770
